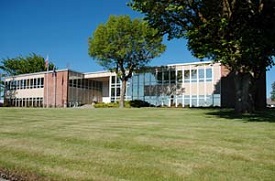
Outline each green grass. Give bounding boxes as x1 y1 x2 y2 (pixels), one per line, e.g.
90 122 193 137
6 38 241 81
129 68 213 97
0 108 274 181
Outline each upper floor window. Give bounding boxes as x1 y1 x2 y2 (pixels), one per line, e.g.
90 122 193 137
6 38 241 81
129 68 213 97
177 70 182 83
206 68 212 82
198 69 204 82
191 69 197 82
184 70 190 83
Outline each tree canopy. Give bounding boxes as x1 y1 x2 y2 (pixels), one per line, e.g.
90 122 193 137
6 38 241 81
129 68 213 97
0 53 55 76
88 15 166 107
130 0 275 113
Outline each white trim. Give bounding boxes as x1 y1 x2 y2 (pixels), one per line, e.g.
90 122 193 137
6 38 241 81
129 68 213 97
167 61 213 67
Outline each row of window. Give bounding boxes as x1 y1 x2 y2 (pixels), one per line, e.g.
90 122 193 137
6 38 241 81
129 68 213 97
110 68 214 102
131 68 213 86
183 69 212 83
68 86 102 104
131 94 220 107
5 77 44 90
69 79 102 90
6 97 44 107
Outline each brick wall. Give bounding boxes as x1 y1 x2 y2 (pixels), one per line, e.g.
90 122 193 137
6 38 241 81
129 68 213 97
44 70 69 107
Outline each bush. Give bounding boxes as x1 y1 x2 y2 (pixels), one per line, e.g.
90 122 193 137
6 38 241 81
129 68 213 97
94 100 152 108
129 100 153 108
94 102 119 108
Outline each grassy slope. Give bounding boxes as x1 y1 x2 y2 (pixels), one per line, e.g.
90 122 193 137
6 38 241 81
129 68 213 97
0 108 274 181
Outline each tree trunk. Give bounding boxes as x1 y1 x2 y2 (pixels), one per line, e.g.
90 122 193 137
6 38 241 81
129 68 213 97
119 79 127 108
234 71 254 114
254 71 266 111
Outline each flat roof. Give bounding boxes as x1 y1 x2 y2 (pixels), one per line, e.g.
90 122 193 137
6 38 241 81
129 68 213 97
167 61 213 67
3 61 220 80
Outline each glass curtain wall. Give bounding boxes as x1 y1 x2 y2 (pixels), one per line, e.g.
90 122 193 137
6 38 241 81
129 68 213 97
131 67 180 107
125 65 221 107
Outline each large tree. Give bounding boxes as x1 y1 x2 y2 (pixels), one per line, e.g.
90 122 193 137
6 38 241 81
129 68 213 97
0 53 55 76
130 0 275 113
0 53 55 105
88 15 166 108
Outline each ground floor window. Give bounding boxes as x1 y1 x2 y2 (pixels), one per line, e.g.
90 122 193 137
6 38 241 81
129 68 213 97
131 94 221 107
5 97 43 107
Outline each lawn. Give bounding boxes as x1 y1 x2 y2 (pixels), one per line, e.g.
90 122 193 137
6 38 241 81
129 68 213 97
0 108 274 181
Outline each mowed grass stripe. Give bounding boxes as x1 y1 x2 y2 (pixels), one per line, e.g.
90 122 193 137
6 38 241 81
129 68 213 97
0 108 274 181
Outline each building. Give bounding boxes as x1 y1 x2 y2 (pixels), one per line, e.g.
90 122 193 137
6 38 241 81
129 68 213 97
267 98 275 108
3 61 236 108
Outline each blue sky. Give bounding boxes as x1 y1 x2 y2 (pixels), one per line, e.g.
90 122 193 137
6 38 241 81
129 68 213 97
0 0 274 97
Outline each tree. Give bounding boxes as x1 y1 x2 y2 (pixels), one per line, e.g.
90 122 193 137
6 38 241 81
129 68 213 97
88 15 166 108
0 53 55 76
130 0 275 113
271 82 275 101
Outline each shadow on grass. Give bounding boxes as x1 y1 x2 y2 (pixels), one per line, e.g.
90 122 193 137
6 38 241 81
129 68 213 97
204 108 275 123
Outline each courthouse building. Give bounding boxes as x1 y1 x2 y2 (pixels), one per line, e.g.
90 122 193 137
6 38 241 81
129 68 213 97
3 61 236 108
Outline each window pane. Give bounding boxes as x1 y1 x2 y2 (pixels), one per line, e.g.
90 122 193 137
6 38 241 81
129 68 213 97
111 88 115 96
144 73 150 84
111 76 116 84
184 70 190 83
170 70 176 83
116 88 120 96
199 69 204 82
191 69 197 82
163 71 169 83
156 72 162 84
206 68 212 81
177 70 182 83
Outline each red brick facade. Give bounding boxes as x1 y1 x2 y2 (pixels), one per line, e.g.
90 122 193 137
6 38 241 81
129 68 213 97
44 70 69 107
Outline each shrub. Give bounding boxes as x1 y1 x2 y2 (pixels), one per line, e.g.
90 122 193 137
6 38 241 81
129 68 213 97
94 102 119 108
94 100 152 108
129 100 153 108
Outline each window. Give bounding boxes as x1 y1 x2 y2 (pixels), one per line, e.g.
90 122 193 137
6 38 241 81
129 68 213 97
156 72 162 84
150 72 157 84
23 80 26 89
15 80 19 89
191 69 197 82
116 88 121 96
132 75 139 85
116 77 121 85
20 80 24 89
206 68 212 82
144 73 151 84
198 69 204 82
40 77 44 88
170 70 176 83
163 71 169 83
139 74 144 85
26 79 30 89
111 76 116 84
34 78 37 88
30 79 34 89
111 88 115 96
177 70 182 83
184 70 190 83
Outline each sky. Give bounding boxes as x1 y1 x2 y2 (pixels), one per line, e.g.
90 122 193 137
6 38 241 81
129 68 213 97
0 0 274 98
